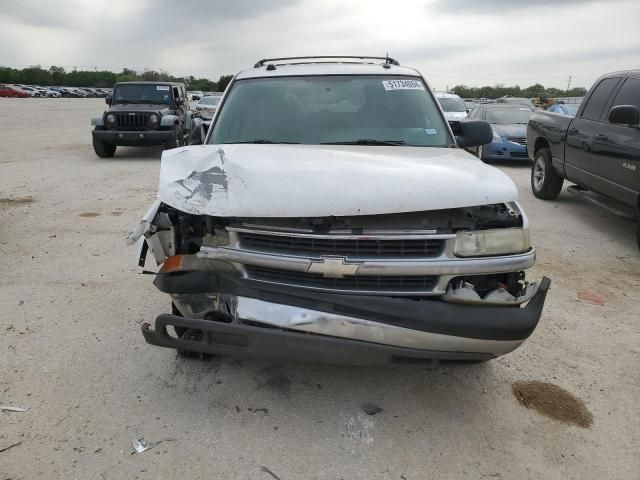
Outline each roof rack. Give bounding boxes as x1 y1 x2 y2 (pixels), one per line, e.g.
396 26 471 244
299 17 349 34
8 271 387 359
253 56 400 68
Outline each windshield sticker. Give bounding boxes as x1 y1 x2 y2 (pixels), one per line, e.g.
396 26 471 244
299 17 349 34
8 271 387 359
424 128 438 135
382 80 425 91
156 86 170 91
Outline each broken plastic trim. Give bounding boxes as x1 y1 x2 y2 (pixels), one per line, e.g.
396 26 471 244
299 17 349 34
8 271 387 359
443 280 538 306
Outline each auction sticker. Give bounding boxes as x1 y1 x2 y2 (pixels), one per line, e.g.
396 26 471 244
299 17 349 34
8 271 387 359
156 86 170 91
382 79 425 91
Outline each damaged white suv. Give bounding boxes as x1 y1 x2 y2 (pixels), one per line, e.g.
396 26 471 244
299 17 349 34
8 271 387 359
129 56 550 365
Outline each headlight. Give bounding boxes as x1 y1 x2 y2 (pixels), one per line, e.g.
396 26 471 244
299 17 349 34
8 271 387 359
492 130 502 142
106 114 115 123
149 114 159 123
454 228 530 257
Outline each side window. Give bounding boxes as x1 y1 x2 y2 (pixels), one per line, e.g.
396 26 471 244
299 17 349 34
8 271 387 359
610 77 640 110
581 77 620 120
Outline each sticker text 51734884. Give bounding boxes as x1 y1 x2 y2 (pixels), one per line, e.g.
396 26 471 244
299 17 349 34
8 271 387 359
382 79 425 91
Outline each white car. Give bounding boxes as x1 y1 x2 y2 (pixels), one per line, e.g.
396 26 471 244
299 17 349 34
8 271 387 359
435 92 468 122
18 86 41 97
130 56 549 365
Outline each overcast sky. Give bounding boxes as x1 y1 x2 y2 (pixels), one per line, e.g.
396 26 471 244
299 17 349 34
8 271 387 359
1 0 639 90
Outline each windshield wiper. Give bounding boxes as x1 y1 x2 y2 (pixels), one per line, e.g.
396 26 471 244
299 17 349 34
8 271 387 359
231 140 300 144
321 139 406 146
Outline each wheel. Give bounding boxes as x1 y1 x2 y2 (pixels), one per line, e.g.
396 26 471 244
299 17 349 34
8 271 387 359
92 136 116 158
163 126 184 150
531 148 563 199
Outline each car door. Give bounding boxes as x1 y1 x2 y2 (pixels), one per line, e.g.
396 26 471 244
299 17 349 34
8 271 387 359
565 76 622 188
588 76 640 207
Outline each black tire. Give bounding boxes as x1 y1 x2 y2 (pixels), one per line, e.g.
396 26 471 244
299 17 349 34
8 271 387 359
163 126 184 150
92 137 116 158
172 302 212 360
531 147 563 199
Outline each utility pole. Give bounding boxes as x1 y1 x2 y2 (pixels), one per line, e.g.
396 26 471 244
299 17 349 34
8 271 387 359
567 75 572 92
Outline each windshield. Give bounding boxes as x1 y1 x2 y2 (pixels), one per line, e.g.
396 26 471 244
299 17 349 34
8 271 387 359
438 97 466 112
209 75 452 146
199 96 221 106
112 84 173 104
486 108 534 124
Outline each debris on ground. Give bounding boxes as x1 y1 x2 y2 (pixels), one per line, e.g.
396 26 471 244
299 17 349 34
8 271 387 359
363 403 383 416
577 291 606 305
1 405 30 412
131 437 162 454
512 381 593 428
0 441 22 453
261 465 282 480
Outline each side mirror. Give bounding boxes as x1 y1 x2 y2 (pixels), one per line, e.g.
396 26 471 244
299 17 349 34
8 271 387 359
454 120 493 148
105 95 111 105
608 105 640 126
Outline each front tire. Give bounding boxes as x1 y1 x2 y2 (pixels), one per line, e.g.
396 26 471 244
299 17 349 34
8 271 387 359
531 148 563 199
92 137 116 158
163 126 184 150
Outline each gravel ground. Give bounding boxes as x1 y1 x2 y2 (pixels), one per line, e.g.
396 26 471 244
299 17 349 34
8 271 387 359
1 98 638 480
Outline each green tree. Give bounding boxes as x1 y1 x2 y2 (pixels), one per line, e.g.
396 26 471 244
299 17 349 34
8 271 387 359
217 74 233 92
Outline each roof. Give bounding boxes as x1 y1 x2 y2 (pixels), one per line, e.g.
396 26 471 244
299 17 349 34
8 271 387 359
235 62 421 80
114 81 184 86
483 103 534 109
434 92 462 98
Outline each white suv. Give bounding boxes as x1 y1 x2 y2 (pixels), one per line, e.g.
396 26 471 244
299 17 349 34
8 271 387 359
435 92 468 122
130 56 549 365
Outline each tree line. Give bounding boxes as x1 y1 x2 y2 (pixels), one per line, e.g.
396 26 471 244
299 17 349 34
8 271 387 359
451 83 588 99
0 65 234 92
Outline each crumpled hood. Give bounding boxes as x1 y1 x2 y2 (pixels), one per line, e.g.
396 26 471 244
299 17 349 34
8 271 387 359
158 144 519 217
491 124 527 139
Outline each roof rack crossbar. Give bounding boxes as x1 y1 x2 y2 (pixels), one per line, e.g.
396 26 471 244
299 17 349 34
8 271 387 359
254 56 400 68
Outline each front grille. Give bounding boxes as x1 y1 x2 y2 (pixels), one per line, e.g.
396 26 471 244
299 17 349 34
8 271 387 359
114 113 150 130
238 232 444 258
508 137 527 146
246 266 437 292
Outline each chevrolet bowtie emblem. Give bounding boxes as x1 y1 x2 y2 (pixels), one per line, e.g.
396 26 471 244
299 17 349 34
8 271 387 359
307 256 361 278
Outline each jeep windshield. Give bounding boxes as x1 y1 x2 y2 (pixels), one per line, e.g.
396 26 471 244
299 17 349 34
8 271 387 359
209 76 453 146
112 84 173 105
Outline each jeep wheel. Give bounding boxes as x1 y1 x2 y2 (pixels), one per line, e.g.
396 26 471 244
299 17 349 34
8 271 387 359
92 137 116 158
163 126 184 150
531 148 563 199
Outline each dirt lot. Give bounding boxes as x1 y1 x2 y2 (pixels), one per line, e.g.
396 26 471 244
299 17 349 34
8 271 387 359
1 98 638 479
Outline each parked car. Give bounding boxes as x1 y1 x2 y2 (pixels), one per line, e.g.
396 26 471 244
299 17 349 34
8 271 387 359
21 86 43 97
435 92 468 122
496 96 536 108
0 85 28 97
129 55 550 365
463 99 479 112
195 95 222 119
0 84 25 97
90 81 195 157
45 88 61 98
527 69 640 247
466 104 535 161
547 103 580 116
188 90 203 102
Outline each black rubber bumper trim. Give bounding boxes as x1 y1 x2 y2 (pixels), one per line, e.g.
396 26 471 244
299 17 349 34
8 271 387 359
153 271 551 342
142 316 494 366
92 129 174 146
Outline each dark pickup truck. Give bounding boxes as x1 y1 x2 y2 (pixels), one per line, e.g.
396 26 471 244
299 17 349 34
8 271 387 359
527 70 640 247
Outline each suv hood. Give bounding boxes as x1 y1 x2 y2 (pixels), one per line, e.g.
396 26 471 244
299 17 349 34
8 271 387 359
109 103 172 112
158 145 519 217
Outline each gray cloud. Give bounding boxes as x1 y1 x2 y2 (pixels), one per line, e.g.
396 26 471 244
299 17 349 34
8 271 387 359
431 0 617 13
0 1 72 28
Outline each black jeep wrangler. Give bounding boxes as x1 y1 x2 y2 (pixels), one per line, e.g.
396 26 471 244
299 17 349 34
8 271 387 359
91 81 194 158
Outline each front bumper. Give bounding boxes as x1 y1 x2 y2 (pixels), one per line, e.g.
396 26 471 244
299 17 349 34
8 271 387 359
482 139 529 161
92 128 174 146
143 272 550 365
